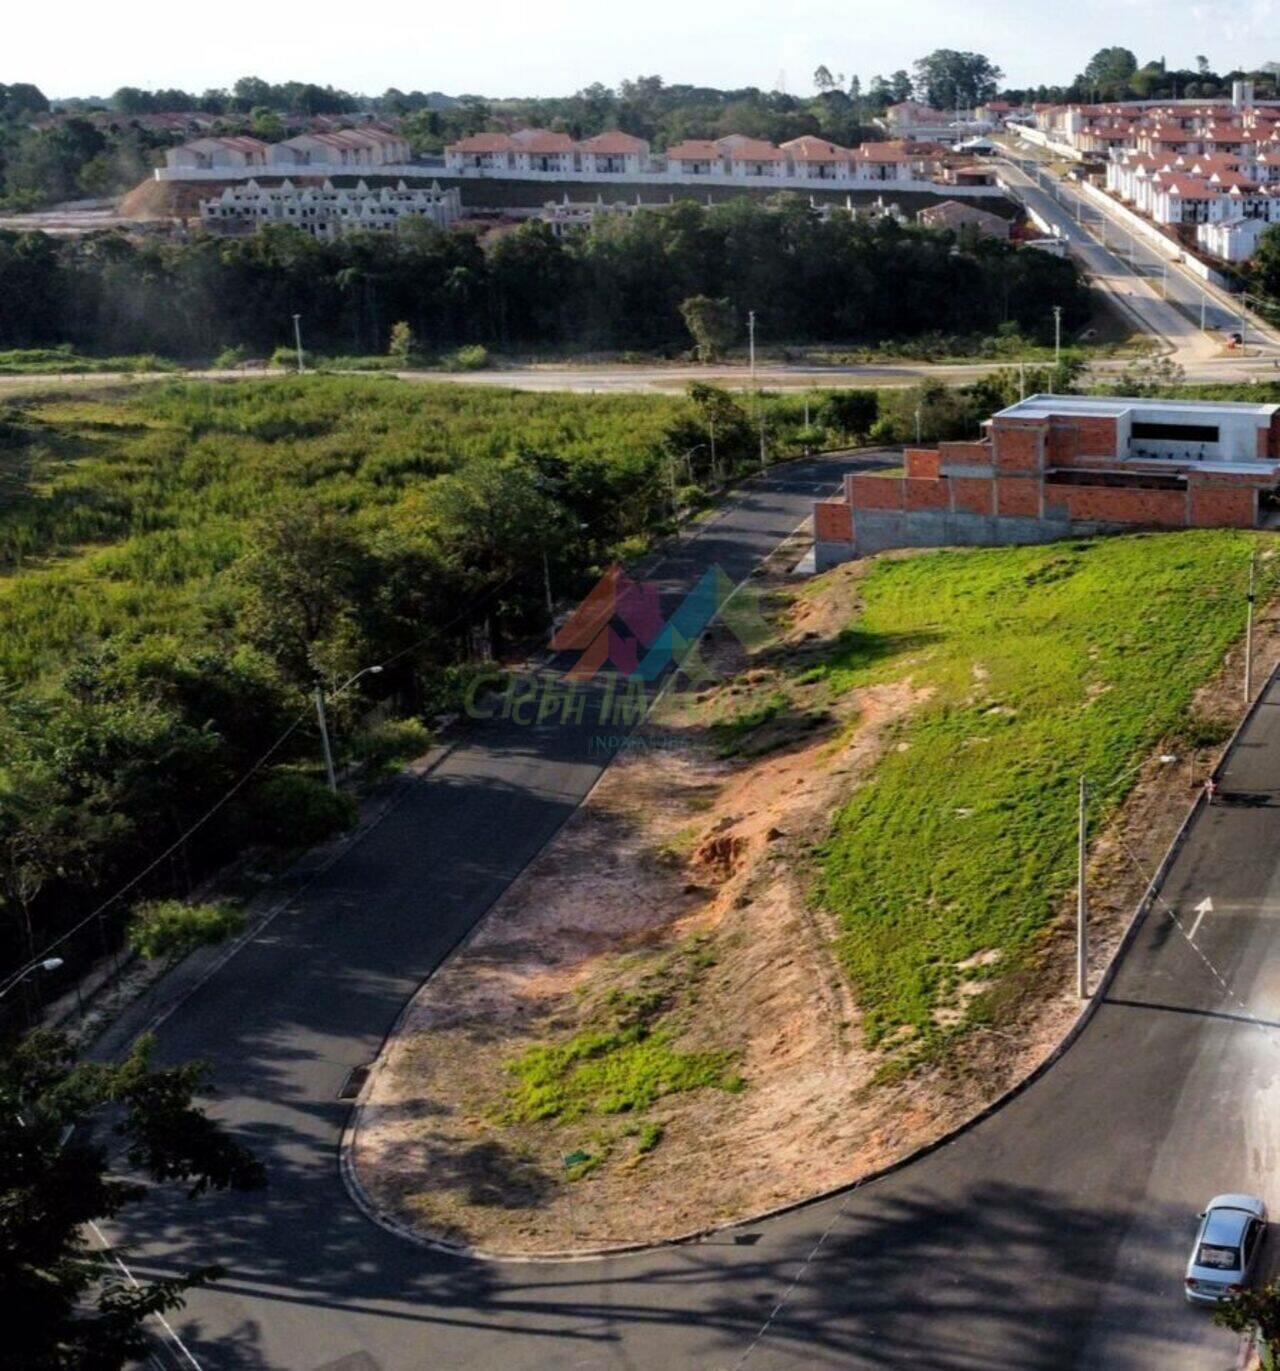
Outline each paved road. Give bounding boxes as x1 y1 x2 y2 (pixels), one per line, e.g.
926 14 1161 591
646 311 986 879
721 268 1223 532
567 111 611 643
97 452 882 1368
999 150 1280 371
100 446 1280 1370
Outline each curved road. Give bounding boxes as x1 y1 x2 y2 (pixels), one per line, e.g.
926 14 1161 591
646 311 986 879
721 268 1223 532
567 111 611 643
101 453 1280 1371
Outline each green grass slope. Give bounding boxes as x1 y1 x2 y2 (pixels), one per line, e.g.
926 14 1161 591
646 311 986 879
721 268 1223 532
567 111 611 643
812 532 1275 1050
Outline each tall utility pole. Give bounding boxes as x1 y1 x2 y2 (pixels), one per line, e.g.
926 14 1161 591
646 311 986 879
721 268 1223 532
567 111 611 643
542 548 555 624
1077 775 1089 999
314 686 337 792
1053 305 1062 366
747 310 757 389
1245 548 1257 703
293 313 305 374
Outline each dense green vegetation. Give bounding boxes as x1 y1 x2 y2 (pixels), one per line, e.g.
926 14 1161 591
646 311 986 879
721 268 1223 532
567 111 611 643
0 199 1087 359
812 531 1275 1053
0 374 878 1007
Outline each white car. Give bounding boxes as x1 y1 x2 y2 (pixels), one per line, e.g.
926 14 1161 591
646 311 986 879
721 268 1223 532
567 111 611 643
1184 1194 1267 1304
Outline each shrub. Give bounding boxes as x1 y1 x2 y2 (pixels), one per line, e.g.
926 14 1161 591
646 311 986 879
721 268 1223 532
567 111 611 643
213 344 248 369
819 389 879 439
441 344 489 372
387 320 416 362
352 716 432 771
269 344 309 371
127 899 246 963
247 771 357 847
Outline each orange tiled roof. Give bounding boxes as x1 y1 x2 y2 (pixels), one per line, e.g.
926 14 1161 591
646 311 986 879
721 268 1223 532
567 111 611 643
577 131 648 154
781 135 850 161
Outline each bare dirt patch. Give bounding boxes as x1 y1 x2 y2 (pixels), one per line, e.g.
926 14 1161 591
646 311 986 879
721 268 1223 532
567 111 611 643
349 560 1280 1256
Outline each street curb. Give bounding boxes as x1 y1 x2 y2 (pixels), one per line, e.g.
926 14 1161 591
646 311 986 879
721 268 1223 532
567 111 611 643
338 664 1280 1265
85 741 462 1058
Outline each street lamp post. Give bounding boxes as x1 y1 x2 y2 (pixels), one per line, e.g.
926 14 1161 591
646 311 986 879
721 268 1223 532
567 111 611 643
292 314 305 374
1077 754 1178 998
1053 305 1062 367
1245 548 1257 704
1077 777 1088 999
0 957 66 1024
314 665 384 793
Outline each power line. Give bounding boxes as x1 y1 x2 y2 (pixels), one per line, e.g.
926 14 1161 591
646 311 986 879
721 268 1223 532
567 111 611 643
0 572 518 999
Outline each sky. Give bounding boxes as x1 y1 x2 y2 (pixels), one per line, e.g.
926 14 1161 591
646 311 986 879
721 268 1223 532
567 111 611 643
7 0 1280 100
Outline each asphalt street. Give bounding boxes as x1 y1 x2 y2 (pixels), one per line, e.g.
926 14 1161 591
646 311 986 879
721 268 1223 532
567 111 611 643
998 150 1280 368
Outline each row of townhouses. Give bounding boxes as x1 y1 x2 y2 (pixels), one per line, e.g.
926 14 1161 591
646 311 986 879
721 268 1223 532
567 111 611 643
1021 82 1280 261
443 129 956 185
166 125 411 172
199 179 461 239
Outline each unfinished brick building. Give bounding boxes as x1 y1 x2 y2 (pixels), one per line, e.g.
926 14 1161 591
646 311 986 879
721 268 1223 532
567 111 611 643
815 394 1280 568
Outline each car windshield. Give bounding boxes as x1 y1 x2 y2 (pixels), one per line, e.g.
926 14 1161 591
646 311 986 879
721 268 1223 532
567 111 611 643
1197 1244 1240 1270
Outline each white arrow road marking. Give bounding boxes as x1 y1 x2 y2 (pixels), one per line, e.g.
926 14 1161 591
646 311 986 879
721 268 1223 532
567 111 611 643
1188 896 1214 942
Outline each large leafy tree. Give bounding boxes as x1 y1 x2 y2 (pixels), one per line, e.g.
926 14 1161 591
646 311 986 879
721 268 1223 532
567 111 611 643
237 499 374 689
1 1029 265 1369
1079 47 1139 99
912 50 1003 110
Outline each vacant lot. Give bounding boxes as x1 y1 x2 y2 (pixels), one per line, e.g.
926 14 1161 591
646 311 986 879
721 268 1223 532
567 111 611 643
813 533 1273 1060
352 529 1278 1253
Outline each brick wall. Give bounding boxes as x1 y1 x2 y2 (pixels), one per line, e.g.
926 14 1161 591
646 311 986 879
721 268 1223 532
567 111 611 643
996 477 1040 517
848 473 906 510
991 419 1045 472
938 440 992 472
1075 416 1118 458
906 476 950 509
1189 484 1256 528
814 498 854 542
1047 416 1118 464
950 475 995 515
905 447 942 479
1060 484 1187 526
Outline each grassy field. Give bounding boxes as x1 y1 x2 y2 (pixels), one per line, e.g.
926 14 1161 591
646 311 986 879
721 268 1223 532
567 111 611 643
810 531 1275 1051
0 377 693 683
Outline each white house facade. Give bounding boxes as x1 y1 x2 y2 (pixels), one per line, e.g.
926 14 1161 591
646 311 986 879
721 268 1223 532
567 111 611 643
199 178 461 239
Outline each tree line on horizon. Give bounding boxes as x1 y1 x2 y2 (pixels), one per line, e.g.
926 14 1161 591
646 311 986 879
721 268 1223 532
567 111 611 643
0 196 1089 360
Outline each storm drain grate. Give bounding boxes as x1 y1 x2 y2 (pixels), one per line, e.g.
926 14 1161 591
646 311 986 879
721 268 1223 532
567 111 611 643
337 1065 371 1100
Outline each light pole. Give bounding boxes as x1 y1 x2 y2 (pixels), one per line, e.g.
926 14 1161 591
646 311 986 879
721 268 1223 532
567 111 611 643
0 957 66 1023
314 665 384 793
1053 305 1062 367
292 314 305 374
914 404 923 444
747 310 757 389
1245 548 1258 704
1077 754 1178 998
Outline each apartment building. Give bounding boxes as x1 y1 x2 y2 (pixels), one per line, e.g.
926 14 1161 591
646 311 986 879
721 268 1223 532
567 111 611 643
813 395 1280 568
1026 82 1280 259
165 127 409 173
443 129 964 189
165 135 270 170
199 178 461 239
